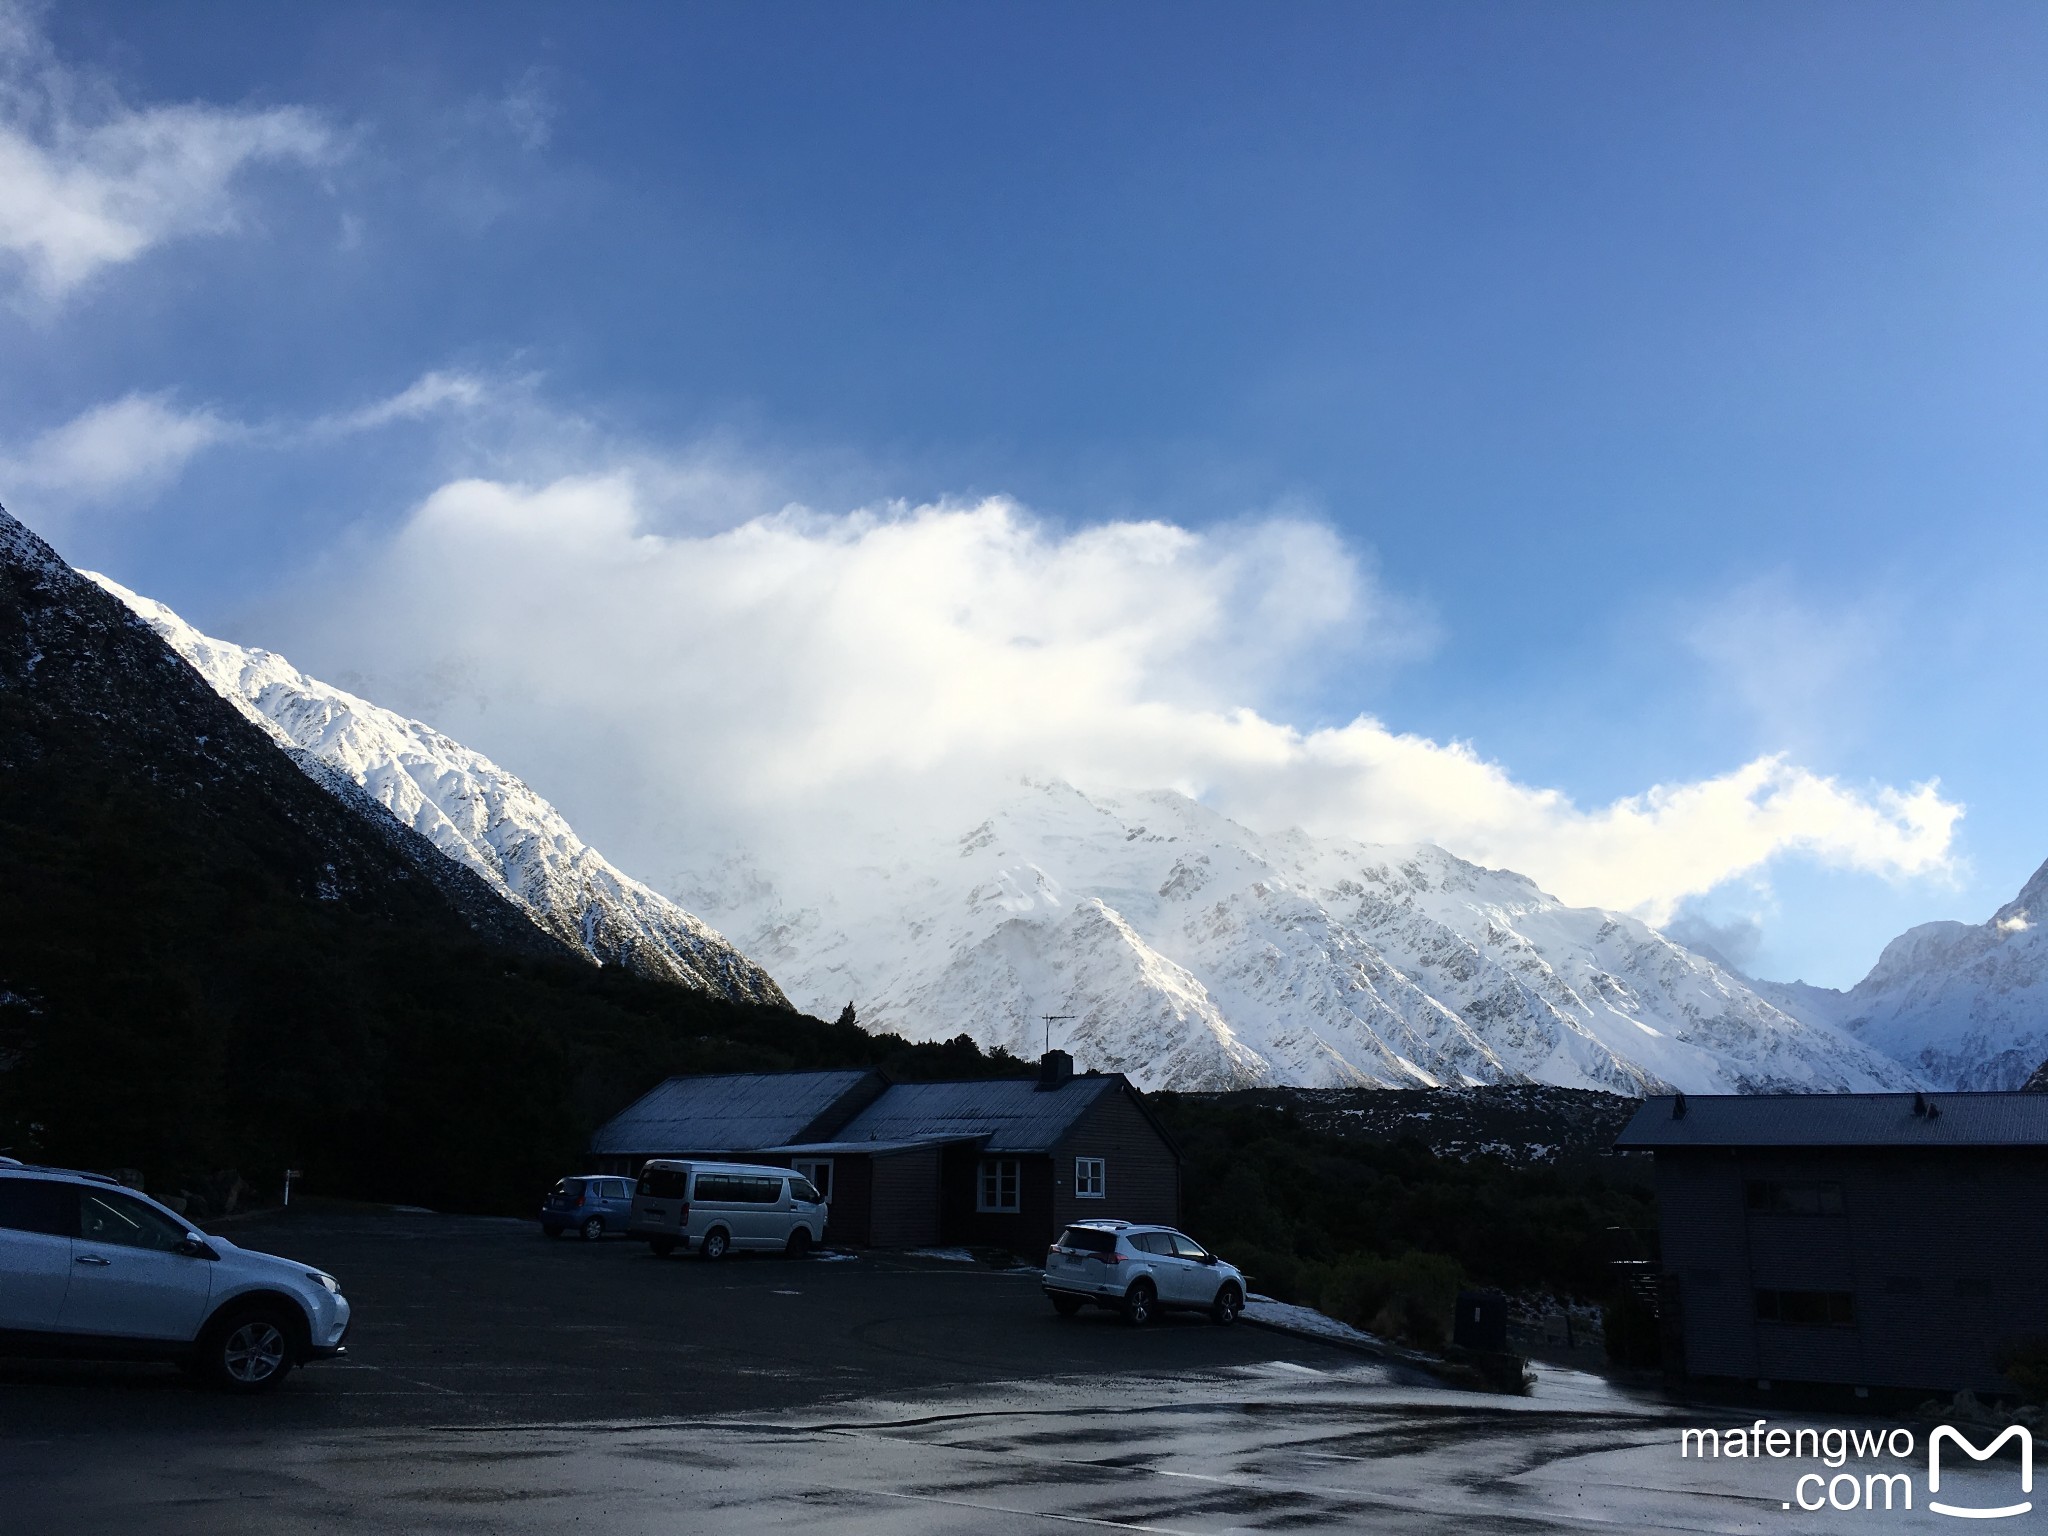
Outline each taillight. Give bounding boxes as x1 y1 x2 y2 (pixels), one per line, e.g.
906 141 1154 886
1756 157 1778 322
677 1201 689 1224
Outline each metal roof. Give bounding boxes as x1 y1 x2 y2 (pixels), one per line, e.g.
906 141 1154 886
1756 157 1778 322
830 1075 1120 1154
1615 1092 2048 1150
758 1138 978 1157
589 1070 877 1156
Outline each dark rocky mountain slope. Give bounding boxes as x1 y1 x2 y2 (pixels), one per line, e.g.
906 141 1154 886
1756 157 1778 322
0 506 1002 1211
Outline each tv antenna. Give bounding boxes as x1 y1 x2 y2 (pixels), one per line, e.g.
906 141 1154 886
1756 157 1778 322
1041 1014 1074 1054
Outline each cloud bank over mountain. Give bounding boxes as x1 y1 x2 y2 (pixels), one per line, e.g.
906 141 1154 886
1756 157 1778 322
266 470 1961 929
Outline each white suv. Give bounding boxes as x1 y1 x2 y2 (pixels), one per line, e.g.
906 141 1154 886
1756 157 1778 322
1043 1220 1247 1327
0 1166 351 1392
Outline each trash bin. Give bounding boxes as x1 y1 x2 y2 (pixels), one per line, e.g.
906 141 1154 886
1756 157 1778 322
1454 1288 1508 1353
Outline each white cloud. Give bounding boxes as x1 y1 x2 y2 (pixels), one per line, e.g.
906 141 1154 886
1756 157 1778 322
0 391 233 500
316 370 491 435
0 368 502 515
271 471 1962 923
0 3 334 304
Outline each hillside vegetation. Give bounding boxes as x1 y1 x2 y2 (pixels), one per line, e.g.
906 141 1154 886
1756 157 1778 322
0 507 1018 1214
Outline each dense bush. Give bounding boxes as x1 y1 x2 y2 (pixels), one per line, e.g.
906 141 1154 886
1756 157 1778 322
1602 1286 1662 1368
1317 1250 1464 1350
1995 1337 2048 1401
1152 1094 1656 1347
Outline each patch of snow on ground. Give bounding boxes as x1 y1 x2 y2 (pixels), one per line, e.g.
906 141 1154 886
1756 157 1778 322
907 1247 978 1263
1243 1295 1384 1349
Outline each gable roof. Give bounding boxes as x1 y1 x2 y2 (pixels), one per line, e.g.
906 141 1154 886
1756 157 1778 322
1615 1092 2048 1151
589 1069 881 1156
829 1074 1126 1155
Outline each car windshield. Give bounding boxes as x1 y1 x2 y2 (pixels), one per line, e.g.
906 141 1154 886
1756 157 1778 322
1057 1226 1118 1253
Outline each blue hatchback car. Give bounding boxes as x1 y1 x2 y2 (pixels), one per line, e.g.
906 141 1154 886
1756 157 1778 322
540 1175 634 1241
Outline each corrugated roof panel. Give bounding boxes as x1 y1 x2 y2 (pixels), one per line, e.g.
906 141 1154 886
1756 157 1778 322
758 1139 975 1156
833 1076 1119 1154
1615 1092 2048 1150
590 1070 874 1155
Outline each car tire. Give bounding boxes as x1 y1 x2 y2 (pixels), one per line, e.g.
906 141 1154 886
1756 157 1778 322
700 1227 730 1261
580 1216 604 1242
784 1227 812 1260
1051 1294 1084 1317
1123 1279 1158 1327
202 1305 299 1393
1210 1283 1243 1327
649 1238 676 1258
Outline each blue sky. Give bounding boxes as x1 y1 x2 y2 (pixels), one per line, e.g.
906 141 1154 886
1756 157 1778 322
3 1 2042 985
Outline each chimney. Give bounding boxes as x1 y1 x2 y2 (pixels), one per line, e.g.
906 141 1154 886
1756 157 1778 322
1037 1049 1074 1090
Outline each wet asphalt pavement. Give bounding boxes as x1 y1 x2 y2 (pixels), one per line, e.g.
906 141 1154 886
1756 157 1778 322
1 1209 1954 1533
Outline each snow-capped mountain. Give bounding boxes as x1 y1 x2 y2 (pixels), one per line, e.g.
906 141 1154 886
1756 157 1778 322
1760 860 2048 1091
678 777 1918 1094
90 574 789 1010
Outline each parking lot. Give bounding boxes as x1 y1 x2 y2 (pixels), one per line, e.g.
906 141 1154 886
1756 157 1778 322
0 1205 1373 1434
5 1208 2004 1533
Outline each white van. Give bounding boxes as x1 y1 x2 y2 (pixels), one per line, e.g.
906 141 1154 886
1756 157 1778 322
628 1161 826 1260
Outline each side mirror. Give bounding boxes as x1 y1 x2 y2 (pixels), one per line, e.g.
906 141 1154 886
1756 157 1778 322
1198 1253 1217 1265
176 1236 218 1260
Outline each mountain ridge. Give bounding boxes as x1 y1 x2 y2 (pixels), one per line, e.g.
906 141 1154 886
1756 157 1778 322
679 777 1922 1095
90 573 788 1011
1748 857 2048 1091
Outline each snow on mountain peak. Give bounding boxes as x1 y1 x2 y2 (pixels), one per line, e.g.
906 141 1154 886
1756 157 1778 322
88 572 789 1009
680 775 1916 1094
1808 855 2048 1090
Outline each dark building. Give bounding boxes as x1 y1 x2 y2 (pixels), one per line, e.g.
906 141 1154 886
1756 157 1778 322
586 1051 1181 1251
1615 1091 2048 1396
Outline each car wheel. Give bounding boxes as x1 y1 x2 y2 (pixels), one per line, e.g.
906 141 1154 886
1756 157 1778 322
204 1306 298 1393
649 1237 676 1258
1051 1294 1084 1317
1123 1279 1158 1327
700 1227 730 1261
1211 1283 1244 1327
784 1227 812 1259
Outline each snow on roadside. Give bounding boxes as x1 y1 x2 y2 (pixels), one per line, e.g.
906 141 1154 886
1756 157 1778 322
907 1247 978 1263
1243 1295 1385 1349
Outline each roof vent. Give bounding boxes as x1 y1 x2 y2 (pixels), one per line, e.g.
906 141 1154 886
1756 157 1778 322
1038 1049 1074 1091
1913 1092 1928 1117
1671 1091 1687 1120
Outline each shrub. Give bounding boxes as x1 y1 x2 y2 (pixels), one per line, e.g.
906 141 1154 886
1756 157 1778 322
1602 1286 1661 1369
1996 1336 2048 1401
1320 1251 1463 1351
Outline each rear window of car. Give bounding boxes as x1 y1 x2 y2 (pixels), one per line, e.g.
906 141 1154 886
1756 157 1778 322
551 1178 588 1197
0 1178 76 1237
638 1167 689 1199
1058 1226 1118 1253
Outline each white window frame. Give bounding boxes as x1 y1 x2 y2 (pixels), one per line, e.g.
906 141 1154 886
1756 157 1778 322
1074 1156 1106 1199
977 1158 1020 1213
793 1157 834 1202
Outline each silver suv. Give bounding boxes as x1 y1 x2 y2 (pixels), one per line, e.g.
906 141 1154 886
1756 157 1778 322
0 1165 351 1392
1043 1220 1246 1327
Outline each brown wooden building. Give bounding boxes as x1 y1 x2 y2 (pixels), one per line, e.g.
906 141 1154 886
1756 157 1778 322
586 1051 1181 1251
1617 1091 2048 1397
